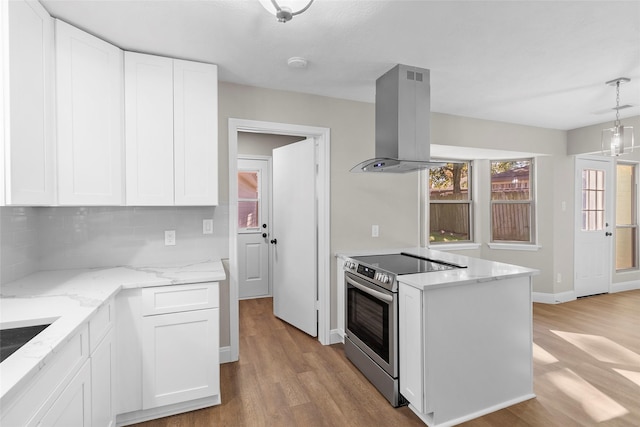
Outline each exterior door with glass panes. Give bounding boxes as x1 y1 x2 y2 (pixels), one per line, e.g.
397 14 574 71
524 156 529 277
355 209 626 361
237 157 271 299
574 157 614 297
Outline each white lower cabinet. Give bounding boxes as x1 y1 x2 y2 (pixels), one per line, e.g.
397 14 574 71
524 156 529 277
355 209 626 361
37 360 92 427
142 308 219 408
91 328 115 427
398 283 424 413
116 283 221 425
0 325 89 427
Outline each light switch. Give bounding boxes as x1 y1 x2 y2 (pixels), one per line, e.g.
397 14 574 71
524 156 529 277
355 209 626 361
372 225 379 237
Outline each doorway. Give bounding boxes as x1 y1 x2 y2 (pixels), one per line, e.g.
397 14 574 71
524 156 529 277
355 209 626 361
228 119 331 362
574 156 614 297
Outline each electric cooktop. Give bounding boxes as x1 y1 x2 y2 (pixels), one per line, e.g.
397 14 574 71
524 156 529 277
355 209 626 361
351 252 465 275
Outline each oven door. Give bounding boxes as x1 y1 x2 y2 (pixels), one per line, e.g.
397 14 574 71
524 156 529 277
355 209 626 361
345 271 397 378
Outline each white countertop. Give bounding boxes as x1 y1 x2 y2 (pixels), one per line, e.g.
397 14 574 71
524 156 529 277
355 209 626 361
337 247 538 290
0 260 226 404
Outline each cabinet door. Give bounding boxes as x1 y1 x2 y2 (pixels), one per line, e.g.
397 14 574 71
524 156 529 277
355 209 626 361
399 283 424 412
91 328 115 427
124 52 174 205
55 19 124 205
142 308 219 409
37 360 92 427
2 0 55 205
173 60 218 205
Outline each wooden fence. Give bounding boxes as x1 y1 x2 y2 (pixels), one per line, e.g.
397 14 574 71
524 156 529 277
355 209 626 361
430 204 469 237
491 203 530 241
430 202 530 242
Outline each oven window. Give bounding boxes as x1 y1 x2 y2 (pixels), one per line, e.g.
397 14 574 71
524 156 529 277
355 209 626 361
347 286 390 363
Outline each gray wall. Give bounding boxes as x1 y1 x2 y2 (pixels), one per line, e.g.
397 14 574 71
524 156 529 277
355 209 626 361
218 82 578 328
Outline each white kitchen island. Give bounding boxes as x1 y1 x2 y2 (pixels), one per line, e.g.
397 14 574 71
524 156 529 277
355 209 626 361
337 248 538 427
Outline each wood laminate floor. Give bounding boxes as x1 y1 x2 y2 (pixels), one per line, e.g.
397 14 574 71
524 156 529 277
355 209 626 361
135 290 640 427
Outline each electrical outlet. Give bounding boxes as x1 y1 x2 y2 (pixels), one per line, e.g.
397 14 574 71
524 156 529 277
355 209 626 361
165 230 176 246
203 219 213 234
372 225 379 237
556 273 562 283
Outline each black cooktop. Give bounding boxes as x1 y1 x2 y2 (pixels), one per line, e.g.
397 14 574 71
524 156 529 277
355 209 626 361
351 252 465 275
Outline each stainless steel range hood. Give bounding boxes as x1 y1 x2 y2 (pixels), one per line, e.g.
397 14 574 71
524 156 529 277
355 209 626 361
351 64 444 173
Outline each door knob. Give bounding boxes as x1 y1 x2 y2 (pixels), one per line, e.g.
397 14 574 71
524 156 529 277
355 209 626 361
262 233 267 238
605 232 613 236
270 239 277 244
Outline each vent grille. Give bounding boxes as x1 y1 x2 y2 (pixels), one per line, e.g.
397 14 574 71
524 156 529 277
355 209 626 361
406 70 424 82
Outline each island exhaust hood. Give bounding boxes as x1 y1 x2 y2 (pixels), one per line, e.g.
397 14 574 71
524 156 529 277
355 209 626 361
351 64 444 173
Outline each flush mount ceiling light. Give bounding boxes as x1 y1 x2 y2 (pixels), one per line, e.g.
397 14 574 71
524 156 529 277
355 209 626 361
258 0 314 23
602 77 635 156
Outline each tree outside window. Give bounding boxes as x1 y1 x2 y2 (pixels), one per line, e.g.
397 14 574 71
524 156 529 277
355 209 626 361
428 162 472 244
490 159 535 243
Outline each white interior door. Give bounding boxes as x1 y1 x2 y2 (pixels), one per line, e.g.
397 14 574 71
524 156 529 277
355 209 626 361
272 138 317 336
575 157 614 297
237 158 270 299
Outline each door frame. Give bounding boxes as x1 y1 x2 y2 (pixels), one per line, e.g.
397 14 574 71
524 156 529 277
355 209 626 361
228 118 331 361
574 155 614 297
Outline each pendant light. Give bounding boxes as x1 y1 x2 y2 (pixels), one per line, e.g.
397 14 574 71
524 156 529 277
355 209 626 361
602 77 635 156
258 0 314 23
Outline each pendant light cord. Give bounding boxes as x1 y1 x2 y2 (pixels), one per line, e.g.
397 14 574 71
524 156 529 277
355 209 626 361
615 81 621 127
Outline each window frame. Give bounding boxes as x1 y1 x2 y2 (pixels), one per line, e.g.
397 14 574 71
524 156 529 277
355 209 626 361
237 168 263 233
489 158 537 245
615 161 638 272
424 160 475 247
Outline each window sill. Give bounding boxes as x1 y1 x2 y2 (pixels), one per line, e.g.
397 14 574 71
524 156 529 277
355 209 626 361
487 243 541 251
428 243 481 251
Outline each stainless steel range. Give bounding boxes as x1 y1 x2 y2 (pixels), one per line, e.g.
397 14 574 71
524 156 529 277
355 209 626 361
343 252 464 407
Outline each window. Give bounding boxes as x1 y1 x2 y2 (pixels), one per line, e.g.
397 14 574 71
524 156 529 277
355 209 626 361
238 170 260 229
581 169 605 231
616 163 637 271
428 162 472 244
490 159 535 243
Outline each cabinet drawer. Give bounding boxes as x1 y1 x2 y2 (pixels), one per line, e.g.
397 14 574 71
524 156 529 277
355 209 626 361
89 298 113 354
141 282 218 316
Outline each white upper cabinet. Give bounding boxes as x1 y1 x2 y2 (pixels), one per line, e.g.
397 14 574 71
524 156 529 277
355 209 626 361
1 0 55 205
124 52 175 205
173 59 218 206
125 52 218 206
55 20 124 206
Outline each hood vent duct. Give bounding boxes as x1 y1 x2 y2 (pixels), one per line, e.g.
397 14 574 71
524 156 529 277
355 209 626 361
351 64 444 173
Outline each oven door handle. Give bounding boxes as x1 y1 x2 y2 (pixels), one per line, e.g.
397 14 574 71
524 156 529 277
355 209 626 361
346 276 393 303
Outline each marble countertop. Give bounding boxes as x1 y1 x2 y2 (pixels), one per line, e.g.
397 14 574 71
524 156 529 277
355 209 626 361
0 260 226 405
337 247 538 290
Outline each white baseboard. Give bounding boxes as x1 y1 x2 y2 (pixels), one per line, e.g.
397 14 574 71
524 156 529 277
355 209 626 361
611 280 640 293
532 291 576 304
329 329 344 345
219 346 234 364
117 395 220 426
534 283 639 304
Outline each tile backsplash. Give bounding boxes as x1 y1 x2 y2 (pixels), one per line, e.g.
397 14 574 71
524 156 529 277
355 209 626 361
1 205 229 284
0 207 40 284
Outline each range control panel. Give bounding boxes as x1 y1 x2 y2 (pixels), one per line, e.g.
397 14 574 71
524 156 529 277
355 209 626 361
343 259 394 289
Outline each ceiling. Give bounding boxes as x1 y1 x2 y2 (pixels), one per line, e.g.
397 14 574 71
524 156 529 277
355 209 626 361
40 0 640 131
